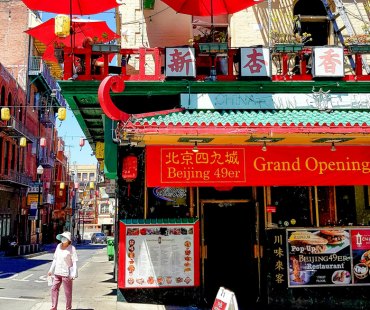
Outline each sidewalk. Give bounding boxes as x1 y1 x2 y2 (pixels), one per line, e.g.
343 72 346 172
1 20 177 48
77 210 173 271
30 246 198 310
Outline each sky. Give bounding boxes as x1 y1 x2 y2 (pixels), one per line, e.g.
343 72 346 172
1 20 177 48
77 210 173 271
41 10 117 165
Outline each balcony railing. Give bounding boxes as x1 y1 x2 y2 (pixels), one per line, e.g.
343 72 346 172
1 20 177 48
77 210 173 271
60 45 370 82
39 155 55 168
40 109 56 127
29 56 66 107
0 116 35 143
0 170 32 187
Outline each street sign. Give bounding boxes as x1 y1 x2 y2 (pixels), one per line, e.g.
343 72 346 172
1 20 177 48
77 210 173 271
27 193 43 205
28 202 38 221
28 182 42 193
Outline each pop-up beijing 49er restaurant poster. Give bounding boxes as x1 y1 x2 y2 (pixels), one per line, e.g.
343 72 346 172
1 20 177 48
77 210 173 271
287 228 370 287
118 219 200 289
287 229 352 287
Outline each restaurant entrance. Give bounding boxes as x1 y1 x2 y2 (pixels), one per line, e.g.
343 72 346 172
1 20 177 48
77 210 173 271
201 199 258 309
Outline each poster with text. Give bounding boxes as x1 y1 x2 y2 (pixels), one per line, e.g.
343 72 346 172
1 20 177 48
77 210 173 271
118 220 200 288
287 229 351 287
351 229 370 284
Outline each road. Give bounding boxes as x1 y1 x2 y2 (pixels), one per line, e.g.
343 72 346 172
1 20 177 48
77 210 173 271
0 243 106 310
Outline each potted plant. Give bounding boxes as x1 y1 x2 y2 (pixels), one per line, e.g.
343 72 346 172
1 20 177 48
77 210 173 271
270 15 312 52
344 24 370 53
271 30 312 52
189 26 228 54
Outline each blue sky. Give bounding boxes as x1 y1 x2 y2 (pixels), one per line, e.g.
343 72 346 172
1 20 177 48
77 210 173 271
42 10 116 165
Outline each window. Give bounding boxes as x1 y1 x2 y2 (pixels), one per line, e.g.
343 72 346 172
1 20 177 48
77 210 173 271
89 173 95 181
192 15 228 44
293 0 329 46
100 204 109 214
82 173 88 181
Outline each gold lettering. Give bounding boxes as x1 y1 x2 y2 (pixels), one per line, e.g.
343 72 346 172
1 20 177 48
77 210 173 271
291 158 301 171
166 167 210 181
253 157 301 172
253 157 266 171
305 157 370 174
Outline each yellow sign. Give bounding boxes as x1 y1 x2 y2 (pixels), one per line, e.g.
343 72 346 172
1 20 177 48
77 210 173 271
27 194 43 205
96 142 104 159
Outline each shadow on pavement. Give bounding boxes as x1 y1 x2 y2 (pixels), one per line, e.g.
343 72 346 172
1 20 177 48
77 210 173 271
0 258 52 278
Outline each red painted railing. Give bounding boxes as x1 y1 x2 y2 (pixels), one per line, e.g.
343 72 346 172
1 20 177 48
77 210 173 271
62 45 370 82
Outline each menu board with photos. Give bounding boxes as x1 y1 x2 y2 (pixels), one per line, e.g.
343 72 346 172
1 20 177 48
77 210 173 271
351 229 370 284
118 220 200 289
287 228 352 287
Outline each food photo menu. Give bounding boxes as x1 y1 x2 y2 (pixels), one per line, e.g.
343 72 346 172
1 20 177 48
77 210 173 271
287 229 352 287
351 229 370 284
119 220 200 288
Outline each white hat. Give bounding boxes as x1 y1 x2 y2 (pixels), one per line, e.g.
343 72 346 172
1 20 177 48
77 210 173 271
56 231 72 242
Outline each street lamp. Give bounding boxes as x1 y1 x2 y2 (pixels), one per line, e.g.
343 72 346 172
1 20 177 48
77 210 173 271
36 164 44 245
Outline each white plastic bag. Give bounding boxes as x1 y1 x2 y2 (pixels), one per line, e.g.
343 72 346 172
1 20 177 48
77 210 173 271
47 275 54 287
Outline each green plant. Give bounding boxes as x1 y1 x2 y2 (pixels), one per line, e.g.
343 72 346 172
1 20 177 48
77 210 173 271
271 30 312 44
344 24 370 44
189 26 227 45
270 14 312 45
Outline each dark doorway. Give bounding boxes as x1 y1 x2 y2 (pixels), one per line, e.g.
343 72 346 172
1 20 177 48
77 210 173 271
294 0 329 46
201 200 257 310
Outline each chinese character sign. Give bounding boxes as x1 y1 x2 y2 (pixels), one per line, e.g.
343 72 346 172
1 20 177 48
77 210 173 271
313 47 344 77
165 47 196 77
147 146 246 186
240 47 270 77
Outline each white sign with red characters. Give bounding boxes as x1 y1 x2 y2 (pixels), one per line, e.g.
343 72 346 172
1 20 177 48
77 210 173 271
240 47 271 77
313 47 344 77
165 47 196 78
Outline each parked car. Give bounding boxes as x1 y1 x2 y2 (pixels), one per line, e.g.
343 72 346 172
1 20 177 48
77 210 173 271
91 232 107 244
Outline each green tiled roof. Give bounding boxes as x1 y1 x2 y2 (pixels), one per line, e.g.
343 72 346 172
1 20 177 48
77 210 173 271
132 110 370 127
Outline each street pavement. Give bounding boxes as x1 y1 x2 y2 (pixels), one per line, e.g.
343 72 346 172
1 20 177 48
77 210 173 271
18 244 200 310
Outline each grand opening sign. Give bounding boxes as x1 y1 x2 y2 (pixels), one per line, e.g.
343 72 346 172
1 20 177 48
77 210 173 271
146 146 370 187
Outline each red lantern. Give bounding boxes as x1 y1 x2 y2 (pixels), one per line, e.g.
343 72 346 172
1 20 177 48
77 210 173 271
122 154 138 182
79 138 85 147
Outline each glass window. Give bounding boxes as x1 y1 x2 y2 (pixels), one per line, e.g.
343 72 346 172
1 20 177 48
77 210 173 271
270 186 312 227
89 173 95 181
100 204 109 214
82 173 88 181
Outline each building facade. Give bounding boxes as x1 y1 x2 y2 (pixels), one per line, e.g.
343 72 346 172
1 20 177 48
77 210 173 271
53 0 370 309
0 0 68 249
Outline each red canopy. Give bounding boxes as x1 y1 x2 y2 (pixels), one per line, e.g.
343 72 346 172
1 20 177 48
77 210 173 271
26 18 119 48
161 0 258 16
21 0 120 15
26 18 119 63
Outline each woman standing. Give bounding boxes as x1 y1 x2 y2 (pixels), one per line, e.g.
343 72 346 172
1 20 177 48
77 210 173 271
47 231 78 310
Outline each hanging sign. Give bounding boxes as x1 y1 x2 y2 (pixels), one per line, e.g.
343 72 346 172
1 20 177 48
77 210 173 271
165 47 196 78
28 202 38 220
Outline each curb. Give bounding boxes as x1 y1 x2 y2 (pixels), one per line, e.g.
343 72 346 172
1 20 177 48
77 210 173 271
8 250 50 259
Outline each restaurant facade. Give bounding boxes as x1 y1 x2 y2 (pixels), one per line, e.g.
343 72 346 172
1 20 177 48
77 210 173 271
93 76 370 309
